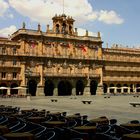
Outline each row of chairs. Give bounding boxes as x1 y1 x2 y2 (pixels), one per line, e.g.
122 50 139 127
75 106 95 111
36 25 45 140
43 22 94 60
0 105 139 140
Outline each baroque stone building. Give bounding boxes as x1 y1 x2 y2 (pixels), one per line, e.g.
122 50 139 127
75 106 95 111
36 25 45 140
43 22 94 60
0 14 139 96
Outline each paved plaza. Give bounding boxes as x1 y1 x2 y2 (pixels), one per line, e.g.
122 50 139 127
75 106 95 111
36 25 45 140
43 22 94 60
0 95 139 124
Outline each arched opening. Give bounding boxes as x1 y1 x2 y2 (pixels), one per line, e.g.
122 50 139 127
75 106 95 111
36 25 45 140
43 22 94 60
0 83 7 95
123 84 128 93
56 24 60 33
62 23 66 34
44 80 54 96
10 83 18 95
27 80 37 96
58 80 72 96
76 80 84 95
69 25 72 34
136 84 140 93
116 84 121 93
130 84 133 93
103 83 107 94
90 80 98 95
109 84 115 94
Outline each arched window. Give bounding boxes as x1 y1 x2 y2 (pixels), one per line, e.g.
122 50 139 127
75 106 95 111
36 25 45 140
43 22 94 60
56 24 60 33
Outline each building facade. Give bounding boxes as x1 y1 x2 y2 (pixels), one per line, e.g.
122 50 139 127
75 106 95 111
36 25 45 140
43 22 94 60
0 14 140 96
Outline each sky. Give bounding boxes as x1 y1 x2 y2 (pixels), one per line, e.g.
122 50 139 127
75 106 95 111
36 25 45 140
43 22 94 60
0 0 140 48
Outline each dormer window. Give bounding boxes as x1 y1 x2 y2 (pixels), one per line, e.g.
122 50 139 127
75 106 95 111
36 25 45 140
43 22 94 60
2 47 6 54
13 47 17 54
56 24 60 33
62 23 66 34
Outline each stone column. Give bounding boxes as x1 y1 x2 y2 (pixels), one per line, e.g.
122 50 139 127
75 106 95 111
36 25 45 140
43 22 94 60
84 78 91 96
53 80 58 96
121 87 123 94
20 62 26 86
107 87 110 94
128 87 130 94
71 80 76 96
114 87 117 94
72 87 76 96
96 67 103 95
134 84 136 94
36 62 44 96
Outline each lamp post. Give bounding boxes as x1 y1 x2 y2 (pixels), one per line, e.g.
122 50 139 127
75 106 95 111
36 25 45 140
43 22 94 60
25 68 32 98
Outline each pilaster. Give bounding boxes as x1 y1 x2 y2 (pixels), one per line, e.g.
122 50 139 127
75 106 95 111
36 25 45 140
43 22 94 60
84 78 91 96
20 62 26 86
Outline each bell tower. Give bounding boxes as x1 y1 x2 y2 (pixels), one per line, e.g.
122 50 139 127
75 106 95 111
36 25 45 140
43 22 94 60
52 14 75 35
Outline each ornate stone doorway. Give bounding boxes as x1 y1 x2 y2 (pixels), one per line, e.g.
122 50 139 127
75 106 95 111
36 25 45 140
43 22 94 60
0 83 7 95
44 80 54 96
27 80 37 96
90 80 98 95
10 83 18 95
103 83 107 94
76 80 84 95
58 80 72 96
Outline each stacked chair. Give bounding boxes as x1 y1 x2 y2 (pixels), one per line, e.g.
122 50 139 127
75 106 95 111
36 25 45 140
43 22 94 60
0 105 139 140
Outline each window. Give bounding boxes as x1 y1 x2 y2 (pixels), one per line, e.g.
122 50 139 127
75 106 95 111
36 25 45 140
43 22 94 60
1 60 5 65
2 72 6 78
13 72 17 78
13 48 17 54
13 60 17 65
2 47 6 54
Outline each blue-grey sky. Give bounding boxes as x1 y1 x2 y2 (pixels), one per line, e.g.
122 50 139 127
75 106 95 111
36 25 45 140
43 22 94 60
0 0 139 48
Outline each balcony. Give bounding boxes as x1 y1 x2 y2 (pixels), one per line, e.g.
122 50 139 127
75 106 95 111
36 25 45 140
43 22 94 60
0 76 22 81
0 62 20 68
25 72 40 77
44 72 100 78
104 66 140 72
103 77 140 82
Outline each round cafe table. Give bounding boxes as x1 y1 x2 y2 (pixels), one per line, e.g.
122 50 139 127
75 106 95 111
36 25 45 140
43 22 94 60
122 134 140 140
66 115 81 120
3 132 35 140
120 123 140 131
0 125 10 135
74 126 96 133
43 121 66 127
27 117 46 123
90 118 109 125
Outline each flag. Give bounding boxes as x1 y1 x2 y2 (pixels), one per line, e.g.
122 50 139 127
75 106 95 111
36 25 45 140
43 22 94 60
30 42 35 48
80 45 87 52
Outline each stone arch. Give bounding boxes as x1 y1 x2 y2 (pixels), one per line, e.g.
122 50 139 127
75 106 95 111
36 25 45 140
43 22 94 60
10 83 18 95
116 84 121 93
62 22 67 34
27 79 37 96
0 83 7 95
44 80 54 96
103 83 108 94
136 84 140 92
123 84 128 93
56 24 60 33
69 25 72 34
58 80 72 96
90 80 98 95
76 80 84 95
109 83 115 94
130 84 133 93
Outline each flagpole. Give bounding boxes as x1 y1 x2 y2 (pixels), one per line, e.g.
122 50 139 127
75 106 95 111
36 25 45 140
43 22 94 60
63 0 64 14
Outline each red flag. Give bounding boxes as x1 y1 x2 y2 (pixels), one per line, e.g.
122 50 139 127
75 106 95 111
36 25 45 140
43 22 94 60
30 42 35 48
80 45 86 52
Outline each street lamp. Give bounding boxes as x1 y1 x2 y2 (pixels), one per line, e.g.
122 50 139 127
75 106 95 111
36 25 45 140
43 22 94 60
25 68 32 97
